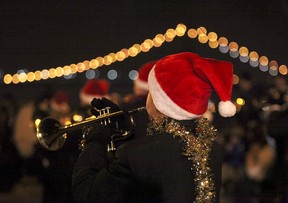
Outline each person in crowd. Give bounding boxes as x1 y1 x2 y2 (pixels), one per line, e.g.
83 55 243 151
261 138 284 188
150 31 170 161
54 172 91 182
243 124 276 202
220 122 246 200
13 90 76 202
266 76 288 106
235 73 266 129
266 86 288 202
234 123 276 202
0 94 22 192
72 52 236 202
32 90 81 203
123 60 157 107
13 91 52 174
76 78 120 120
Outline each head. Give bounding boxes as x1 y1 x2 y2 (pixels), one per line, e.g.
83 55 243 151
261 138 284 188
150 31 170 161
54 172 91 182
146 52 236 121
146 92 165 120
239 73 252 92
50 90 71 116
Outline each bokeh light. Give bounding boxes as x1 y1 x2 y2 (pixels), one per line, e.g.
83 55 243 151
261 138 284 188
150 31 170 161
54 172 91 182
229 50 239 58
187 28 197 38
279 65 288 75
128 70 139 80
236 98 245 106
2 23 286 84
233 74 239 85
85 70 96 79
219 45 229 53
107 69 118 80
239 55 249 63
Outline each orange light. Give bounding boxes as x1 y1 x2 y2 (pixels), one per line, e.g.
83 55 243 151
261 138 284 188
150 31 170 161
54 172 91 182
249 51 259 61
197 27 207 35
218 37 228 46
208 32 217 42
229 42 238 51
3 74 13 84
89 59 99 69
187 28 197 38
279 65 288 75
198 34 208 44
259 56 269 66
239 47 249 56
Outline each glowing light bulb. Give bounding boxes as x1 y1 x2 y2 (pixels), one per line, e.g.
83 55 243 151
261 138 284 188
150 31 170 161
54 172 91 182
279 65 287 75
41 69 49 80
208 32 217 42
4 74 12 84
35 71 42 81
27 72 35 82
77 63 86 72
187 29 197 38
239 47 249 56
259 56 269 66
198 34 208 44
236 98 245 106
218 37 228 47
229 42 238 52
197 27 207 35
249 51 259 61
70 64 78 73
63 66 71 76
89 59 99 69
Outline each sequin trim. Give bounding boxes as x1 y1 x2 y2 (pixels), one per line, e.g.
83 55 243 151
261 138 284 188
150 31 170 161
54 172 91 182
147 117 217 202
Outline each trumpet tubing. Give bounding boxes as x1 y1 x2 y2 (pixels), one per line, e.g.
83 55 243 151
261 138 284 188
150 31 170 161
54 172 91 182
36 107 146 151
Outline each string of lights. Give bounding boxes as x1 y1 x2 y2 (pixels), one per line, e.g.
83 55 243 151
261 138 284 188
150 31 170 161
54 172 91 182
1 23 287 85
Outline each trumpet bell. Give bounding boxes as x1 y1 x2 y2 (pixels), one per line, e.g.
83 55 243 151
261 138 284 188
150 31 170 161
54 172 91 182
36 117 66 151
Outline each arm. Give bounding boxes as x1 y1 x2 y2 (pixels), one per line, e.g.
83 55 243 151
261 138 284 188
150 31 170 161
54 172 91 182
72 124 110 201
72 101 137 202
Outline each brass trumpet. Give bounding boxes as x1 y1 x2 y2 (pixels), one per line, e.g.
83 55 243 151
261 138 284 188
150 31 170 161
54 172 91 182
36 107 146 151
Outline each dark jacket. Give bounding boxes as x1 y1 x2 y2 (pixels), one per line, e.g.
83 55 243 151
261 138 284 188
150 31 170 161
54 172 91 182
72 121 222 203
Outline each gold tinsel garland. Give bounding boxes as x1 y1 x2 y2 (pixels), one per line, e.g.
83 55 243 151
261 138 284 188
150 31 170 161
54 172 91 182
147 117 217 203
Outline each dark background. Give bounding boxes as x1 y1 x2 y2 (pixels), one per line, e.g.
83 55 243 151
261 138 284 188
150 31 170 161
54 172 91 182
1 0 287 107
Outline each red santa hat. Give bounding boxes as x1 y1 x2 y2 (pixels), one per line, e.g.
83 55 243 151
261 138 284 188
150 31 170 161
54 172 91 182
80 79 110 105
50 91 70 114
148 52 236 120
134 61 157 95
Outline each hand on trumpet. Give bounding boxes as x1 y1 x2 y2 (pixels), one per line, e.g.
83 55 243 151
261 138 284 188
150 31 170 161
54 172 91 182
82 98 135 151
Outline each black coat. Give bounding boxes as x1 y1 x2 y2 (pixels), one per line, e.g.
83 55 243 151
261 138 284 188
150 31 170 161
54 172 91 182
72 121 223 203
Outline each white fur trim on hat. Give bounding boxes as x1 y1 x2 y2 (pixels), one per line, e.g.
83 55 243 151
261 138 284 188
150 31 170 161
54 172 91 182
148 68 202 120
218 101 236 117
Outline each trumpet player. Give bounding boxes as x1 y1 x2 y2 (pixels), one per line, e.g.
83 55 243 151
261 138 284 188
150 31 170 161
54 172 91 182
72 52 236 202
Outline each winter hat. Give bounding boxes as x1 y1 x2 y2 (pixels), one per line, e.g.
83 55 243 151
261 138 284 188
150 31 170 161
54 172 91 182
148 52 236 120
80 79 110 105
134 61 157 95
50 90 71 114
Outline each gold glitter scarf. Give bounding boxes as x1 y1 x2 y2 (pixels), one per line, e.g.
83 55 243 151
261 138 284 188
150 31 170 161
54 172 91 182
147 117 218 203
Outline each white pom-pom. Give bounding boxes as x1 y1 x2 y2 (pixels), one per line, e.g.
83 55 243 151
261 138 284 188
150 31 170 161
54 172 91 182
218 101 236 117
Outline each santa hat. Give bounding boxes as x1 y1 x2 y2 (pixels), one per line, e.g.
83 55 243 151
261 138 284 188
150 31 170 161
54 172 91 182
80 79 110 105
148 52 236 120
134 61 157 95
50 91 70 114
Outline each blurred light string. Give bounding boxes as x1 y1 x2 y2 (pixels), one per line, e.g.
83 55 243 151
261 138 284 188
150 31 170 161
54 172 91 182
2 24 287 85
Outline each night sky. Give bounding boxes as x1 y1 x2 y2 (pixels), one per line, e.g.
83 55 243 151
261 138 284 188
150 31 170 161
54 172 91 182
1 0 287 106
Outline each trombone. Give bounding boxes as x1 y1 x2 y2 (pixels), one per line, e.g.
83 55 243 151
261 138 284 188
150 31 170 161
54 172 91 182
36 107 146 151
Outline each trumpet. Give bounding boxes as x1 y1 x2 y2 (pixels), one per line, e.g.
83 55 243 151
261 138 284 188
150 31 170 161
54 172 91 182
36 106 146 151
